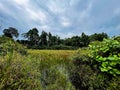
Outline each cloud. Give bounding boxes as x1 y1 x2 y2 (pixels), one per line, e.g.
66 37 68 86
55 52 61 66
60 17 71 27
62 21 71 27
69 0 81 6
26 8 47 23
116 24 120 30
79 1 92 19
0 0 120 38
47 1 65 14
13 0 47 24
54 32 77 39
0 3 5 11
114 8 120 15
13 0 29 6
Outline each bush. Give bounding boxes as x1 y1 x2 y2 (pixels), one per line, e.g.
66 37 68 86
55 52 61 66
0 36 41 89
89 39 120 76
114 35 120 42
71 44 120 90
70 49 108 90
0 53 42 90
0 37 75 90
37 44 77 50
0 36 27 56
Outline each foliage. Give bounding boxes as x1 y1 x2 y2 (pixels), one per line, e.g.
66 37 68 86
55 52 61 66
1 35 120 90
0 38 76 90
50 44 77 50
30 52 75 90
106 76 120 90
18 27 108 49
80 32 90 47
71 49 108 90
0 36 41 90
64 33 90 47
71 48 120 90
3 27 19 38
22 28 39 47
0 36 27 55
40 30 48 46
0 53 42 90
1 26 109 49
114 35 120 42
89 32 108 42
89 38 120 76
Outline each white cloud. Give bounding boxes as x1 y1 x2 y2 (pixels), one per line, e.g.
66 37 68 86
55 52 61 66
13 0 48 24
47 1 66 14
69 0 81 6
79 1 93 19
0 0 120 37
26 8 47 23
0 3 12 14
0 3 5 11
13 0 29 6
0 2 19 20
116 24 120 30
41 25 49 29
55 32 75 39
114 8 120 15
62 21 71 27
65 32 75 38
60 17 71 27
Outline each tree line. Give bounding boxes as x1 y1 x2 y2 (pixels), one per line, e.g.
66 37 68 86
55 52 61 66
2 27 108 49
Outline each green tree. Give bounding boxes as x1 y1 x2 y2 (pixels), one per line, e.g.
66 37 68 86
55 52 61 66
51 35 61 46
80 32 90 47
71 36 80 47
40 31 48 46
47 32 52 47
23 28 39 48
89 32 108 41
3 27 19 38
64 38 72 46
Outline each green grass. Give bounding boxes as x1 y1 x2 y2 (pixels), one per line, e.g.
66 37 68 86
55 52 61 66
28 50 76 61
0 49 76 90
1 36 120 90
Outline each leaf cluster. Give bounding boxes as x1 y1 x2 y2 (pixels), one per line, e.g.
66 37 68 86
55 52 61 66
89 38 120 76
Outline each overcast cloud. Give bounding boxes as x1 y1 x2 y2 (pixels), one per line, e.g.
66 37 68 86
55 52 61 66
0 0 120 38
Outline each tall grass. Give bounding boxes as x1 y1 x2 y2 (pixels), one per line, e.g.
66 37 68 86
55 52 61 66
0 47 76 89
28 50 76 90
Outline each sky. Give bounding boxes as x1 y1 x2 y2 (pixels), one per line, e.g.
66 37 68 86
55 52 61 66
0 0 120 38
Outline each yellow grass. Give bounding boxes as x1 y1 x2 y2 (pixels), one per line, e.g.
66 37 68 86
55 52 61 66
28 50 76 60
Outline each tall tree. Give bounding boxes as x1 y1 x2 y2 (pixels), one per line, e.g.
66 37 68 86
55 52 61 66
23 28 39 47
3 27 19 38
90 32 108 41
71 36 80 47
80 32 90 47
40 31 48 46
48 32 52 47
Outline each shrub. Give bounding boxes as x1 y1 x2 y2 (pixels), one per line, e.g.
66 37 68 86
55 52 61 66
89 39 120 76
114 35 120 42
0 53 42 90
0 37 75 90
71 45 120 90
0 36 27 56
70 49 108 90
